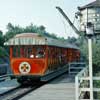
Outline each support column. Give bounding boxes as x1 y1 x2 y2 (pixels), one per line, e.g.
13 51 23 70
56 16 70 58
88 38 93 100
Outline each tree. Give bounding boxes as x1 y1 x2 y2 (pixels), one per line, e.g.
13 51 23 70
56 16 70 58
0 30 4 46
0 46 9 57
5 23 24 40
66 37 77 44
76 35 100 75
5 23 58 40
7 23 14 31
92 41 100 75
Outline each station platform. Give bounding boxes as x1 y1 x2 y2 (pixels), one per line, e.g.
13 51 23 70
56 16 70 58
20 74 75 100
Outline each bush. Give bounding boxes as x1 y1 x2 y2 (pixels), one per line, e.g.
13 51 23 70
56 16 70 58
0 47 9 58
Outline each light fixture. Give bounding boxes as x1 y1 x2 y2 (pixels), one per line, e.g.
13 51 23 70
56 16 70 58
86 22 94 37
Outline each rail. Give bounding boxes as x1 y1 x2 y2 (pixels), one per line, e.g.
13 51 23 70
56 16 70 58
75 66 100 100
68 62 86 75
0 74 13 82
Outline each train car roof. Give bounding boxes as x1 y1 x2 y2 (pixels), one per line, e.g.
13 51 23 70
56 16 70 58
4 33 79 49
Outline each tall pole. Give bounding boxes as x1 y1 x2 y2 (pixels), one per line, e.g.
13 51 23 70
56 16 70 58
88 38 93 100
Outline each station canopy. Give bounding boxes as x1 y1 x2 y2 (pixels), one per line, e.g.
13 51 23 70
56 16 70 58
4 33 78 49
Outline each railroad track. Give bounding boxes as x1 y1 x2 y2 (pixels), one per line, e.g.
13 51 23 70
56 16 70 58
0 74 11 82
0 82 44 100
0 85 21 96
0 72 68 100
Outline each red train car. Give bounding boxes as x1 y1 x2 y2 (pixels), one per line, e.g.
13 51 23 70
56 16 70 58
4 33 80 84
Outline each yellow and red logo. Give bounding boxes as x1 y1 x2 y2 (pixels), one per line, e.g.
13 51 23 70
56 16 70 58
19 62 31 74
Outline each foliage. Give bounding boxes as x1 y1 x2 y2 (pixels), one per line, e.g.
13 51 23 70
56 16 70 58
0 31 5 46
66 37 77 44
75 36 100 75
76 36 88 61
0 46 9 57
4 23 59 41
92 41 100 75
50 33 58 39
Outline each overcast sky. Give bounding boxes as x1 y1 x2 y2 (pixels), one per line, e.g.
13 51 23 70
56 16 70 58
0 0 94 38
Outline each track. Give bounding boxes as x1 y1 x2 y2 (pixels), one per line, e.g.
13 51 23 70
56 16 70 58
0 72 69 100
0 75 9 82
0 85 21 96
0 82 44 100
20 73 75 100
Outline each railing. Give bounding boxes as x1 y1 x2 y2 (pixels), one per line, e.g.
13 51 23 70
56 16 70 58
68 62 86 75
0 74 10 81
75 66 100 100
75 67 89 100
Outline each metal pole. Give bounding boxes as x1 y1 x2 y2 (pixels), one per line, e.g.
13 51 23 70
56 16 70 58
75 76 79 100
88 38 93 100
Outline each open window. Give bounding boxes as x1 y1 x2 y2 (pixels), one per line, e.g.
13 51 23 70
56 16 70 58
11 45 46 58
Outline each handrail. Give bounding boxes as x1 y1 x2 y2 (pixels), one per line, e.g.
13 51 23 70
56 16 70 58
68 62 86 75
75 67 89 100
75 66 100 100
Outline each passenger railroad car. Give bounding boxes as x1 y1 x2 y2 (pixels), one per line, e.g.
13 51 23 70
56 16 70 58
4 33 80 84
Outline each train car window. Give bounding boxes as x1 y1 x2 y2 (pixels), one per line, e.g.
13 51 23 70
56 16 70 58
20 46 25 57
12 45 46 58
35 46 45 58
12 46 20 58
28 47 34 58
12 46 16 57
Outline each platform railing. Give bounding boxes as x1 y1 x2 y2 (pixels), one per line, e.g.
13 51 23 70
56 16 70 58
75 66 89 100
75 66 100 100
68 62 86 75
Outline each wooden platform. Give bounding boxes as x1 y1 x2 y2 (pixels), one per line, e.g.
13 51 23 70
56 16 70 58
20 74 75 100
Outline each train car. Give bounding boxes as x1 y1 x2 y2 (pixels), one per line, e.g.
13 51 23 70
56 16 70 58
4 33 80 84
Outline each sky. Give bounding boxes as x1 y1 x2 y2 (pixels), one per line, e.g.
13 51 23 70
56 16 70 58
0 0 94 38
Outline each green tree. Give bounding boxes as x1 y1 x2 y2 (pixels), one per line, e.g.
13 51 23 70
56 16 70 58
92 41 100 75
0 30 4 46
5 23 24 40
5 23 58 40
49 33 58 39
66 37 77 44
0 46 9 57
24 24 38 33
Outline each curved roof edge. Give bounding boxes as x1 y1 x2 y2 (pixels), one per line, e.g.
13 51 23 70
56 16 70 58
4 33 79 50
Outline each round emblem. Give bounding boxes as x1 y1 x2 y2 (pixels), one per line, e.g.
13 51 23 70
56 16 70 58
19 62 31 74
